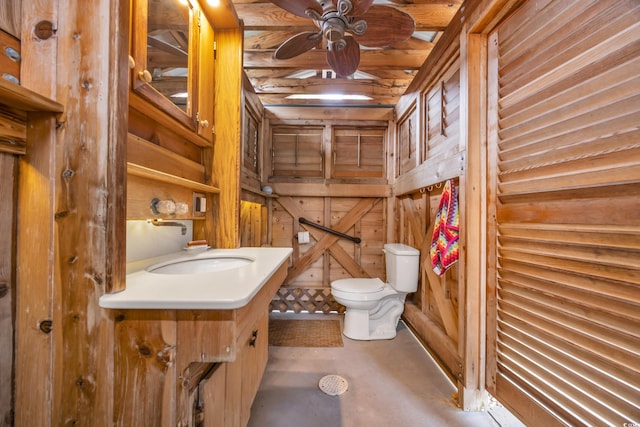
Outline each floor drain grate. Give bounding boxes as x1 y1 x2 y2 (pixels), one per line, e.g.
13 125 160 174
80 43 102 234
318 374 349 396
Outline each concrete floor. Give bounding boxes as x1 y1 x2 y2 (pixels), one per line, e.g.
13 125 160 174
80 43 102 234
248 313 525 427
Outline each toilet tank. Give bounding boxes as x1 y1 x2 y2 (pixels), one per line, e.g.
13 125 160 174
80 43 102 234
383 243 420 292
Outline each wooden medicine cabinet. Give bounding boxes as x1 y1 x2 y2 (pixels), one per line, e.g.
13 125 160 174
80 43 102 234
130 0 200 132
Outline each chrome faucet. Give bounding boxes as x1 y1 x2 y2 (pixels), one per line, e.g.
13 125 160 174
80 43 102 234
149 219 187 235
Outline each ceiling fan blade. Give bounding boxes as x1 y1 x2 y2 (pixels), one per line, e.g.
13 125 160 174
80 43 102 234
326 36 360 77
352 5 415 48
274 31 322 60
333 0 373 16
269 0 323 19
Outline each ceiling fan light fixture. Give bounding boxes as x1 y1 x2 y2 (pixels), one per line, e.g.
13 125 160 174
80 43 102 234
270 0 414 76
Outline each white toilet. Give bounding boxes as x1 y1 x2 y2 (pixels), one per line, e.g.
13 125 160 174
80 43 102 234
331 243 420 340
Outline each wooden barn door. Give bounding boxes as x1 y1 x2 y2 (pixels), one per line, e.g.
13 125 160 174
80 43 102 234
270 196 385 313
486 0 640 425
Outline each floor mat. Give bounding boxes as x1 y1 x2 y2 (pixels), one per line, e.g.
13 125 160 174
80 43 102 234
268 319 344 347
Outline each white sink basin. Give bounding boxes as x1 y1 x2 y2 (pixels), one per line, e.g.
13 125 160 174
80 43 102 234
147 255 254 274
99 247 293 309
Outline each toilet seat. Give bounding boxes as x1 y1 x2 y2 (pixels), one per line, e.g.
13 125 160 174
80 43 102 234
331 278 385 293
331 278 396 303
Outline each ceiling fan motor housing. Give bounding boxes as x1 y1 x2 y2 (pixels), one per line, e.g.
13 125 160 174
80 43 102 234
323 15 346 44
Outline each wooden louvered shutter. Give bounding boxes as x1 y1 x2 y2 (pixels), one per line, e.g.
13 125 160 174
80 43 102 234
332 127 385 179
271 127 323 178
486 0 640 425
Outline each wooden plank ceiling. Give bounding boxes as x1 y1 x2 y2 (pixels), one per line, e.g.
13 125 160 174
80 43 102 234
232 0 463 107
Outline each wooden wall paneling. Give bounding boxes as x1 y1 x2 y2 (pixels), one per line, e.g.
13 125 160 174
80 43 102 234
402 190 459 343
403 304 463 381
240 200 265 247
15 0 58 423
0 154 15 425
210 28 243 248
0 1 21 38
114 310 177 426
15 113 57 426
16 0 128 424
127 174 197 220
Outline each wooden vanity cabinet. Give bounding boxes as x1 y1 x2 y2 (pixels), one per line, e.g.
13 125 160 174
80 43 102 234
114 261 287 426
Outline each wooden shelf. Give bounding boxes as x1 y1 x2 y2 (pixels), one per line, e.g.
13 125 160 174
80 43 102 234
241 183 278 198
0 79 64 113
127 162 220 194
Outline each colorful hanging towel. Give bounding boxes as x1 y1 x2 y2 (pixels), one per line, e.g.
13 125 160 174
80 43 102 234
430 179 460 276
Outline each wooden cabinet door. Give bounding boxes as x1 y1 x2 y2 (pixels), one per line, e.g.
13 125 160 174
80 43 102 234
240 311 269 426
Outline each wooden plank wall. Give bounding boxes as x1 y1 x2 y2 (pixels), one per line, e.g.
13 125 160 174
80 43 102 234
14 0 129 425
263 106 393 313
0 1 21 38
0 153 16 426
394 28 468 403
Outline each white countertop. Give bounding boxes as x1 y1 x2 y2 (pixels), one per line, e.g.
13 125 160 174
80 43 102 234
99 247 292 310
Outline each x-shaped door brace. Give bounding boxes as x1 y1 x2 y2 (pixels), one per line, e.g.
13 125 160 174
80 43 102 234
277 196 381 284
402 196 458 341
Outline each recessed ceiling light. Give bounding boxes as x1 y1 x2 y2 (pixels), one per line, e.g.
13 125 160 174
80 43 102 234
286 94 372 101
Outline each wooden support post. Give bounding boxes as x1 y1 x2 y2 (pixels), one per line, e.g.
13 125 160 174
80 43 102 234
458 31 489 411
210 28 244 248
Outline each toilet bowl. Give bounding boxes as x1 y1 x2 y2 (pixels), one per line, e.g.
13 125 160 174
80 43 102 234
331 243 420 340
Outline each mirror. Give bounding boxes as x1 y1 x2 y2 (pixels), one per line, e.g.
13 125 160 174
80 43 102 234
131 0 198 130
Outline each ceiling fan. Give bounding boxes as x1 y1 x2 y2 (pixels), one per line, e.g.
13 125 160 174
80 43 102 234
269 0 415 77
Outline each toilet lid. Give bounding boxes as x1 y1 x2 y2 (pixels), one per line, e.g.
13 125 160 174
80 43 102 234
332 278 385 293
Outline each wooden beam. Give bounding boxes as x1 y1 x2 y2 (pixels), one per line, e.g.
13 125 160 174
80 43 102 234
243 30 300 49
265 105 393 121
249 77 410 96
210 28 244 247
271 182 391 197
244 48 431 70
234 3 460 31
256 94 401 106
